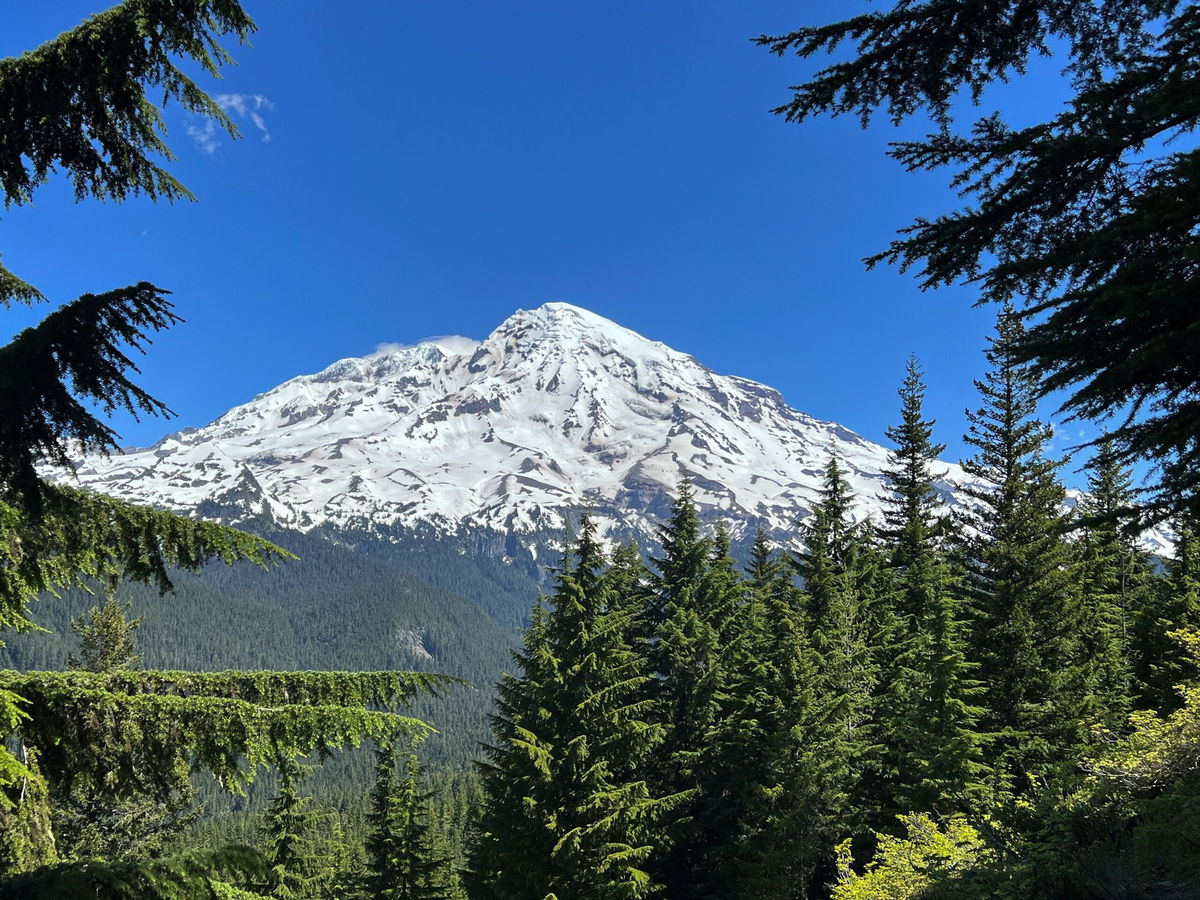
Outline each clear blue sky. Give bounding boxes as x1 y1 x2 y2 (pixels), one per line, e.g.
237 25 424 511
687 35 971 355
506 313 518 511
4 2 1098 481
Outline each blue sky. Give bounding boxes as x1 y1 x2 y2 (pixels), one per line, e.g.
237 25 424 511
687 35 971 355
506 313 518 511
4 2 1099 481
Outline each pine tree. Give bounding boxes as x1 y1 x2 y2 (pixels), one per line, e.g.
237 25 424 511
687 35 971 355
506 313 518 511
360 746 448 900
1133 510 1200 713
795 456 887 837
53 582 193 862
877 358 987 818
1074 441 1147 731
469 518 671 899
958 309 1084 791
0 2 295 872
729 531 836 899
466 594 558 900
759 2 1200 519
66 581 143 673
261 757 319 900
646 485 744 897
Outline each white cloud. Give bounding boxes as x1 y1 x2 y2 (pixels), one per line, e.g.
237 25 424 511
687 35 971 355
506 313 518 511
372 335 480 357
187 93 275 154
187 119 220 155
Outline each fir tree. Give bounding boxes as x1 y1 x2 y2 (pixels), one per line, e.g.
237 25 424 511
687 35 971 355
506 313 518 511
795 456 887 836
877 358 987 819
647 486 743 897
261 757 319 900
360 746 448 900
958 309 1084 790
1133 510 1200 713
0 2 293 872
54 581 193 862
1074 441 1147 731
470 518 671 899
66 581 142 674
730 531 835 899
759 2 1200 520
466 594 558 900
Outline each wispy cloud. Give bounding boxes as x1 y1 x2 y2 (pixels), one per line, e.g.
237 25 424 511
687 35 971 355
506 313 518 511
187 119 221 155
188 93 275 154
372 336 480 357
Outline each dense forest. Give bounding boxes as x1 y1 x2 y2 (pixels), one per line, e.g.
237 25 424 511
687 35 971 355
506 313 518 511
8 314 1198 898
3 0 1199 897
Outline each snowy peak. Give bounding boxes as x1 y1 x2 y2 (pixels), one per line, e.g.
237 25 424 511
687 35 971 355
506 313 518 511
59 303 965 541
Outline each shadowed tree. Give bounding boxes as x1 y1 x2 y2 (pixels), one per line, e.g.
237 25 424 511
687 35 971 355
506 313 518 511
759 1 1200 522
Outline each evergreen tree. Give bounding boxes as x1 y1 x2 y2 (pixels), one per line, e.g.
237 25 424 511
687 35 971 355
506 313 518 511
0 668 445 891
1074 441 1147 731
958 309 1084 791
470 518 671 899
796 457 887 831
0 1 294 872
54 582 194 862
360 746 448 900
759 2 1200 520
66 581 143 673
1133 510 1200 713
730 531 835 899
877 358 987 819
261 757 319 900
646 486 743 897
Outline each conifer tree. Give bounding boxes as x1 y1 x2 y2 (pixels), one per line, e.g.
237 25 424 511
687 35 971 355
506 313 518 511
467 595 558 900
470 518 670 899
646 486 744 897
958 309 1084 790
1133 510 1200 713
877 359 987 818
730 531 836 899
0 2 298 869
795 457 887 836
53 582 194 862
261 757 319 900
360 746 448 900
759 1 1200 520
66 581 143 674
1074 442 1147 731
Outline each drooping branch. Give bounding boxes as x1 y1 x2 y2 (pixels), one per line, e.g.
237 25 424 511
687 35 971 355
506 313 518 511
0 284 181 510
0 0 255 209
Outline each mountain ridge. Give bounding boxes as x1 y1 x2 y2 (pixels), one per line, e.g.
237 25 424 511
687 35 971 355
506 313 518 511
53 302 1169 554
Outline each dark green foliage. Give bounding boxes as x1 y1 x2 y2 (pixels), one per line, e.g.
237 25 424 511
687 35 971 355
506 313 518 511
261 758 319 899
0 0 253 213
0 284 180 509
760 1 1200 520
0 845 266 900
56 588 197 862
0 525 527 766
795 458 887 836
2 669 443 806
1133 512 1200 712
728 532 835 899
360 747 449 900
646 488 743 897
878 359 987 819
957 310 1085 789
1074 442 1147 732
470 518 672 899
67 584 142 674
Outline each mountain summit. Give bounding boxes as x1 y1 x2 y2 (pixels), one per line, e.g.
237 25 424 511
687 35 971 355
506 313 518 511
62 303 965 541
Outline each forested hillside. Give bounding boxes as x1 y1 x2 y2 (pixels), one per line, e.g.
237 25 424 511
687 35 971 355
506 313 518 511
0 526 537 765
3 0 1198 896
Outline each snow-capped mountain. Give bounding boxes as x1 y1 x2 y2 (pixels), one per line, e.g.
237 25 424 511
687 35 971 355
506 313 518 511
57 303 985 543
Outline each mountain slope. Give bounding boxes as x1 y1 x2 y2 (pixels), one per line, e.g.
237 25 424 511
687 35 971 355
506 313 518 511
59 302 975 544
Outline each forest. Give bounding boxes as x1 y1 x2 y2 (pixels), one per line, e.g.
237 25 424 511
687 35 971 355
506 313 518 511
2 0 1199 897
